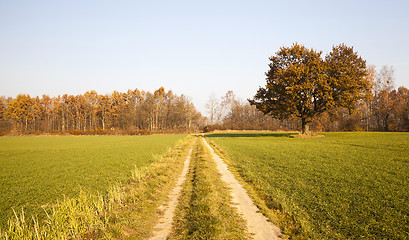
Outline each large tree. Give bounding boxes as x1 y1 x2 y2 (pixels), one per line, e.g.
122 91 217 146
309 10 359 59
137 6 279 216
249 43 371 134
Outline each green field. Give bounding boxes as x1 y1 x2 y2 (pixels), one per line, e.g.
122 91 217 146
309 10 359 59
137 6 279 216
0 134 185 226
207 132 409 239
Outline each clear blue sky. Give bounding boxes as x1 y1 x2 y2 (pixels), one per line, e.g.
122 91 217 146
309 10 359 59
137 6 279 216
1 0 408 115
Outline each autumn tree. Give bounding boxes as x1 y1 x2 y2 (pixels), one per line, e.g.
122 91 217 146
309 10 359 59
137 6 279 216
249 43 371 134
83 91 98 130
395 86 409 131
5 94 33 131
0 97 5 122
41 95 53 131
0 97 8 132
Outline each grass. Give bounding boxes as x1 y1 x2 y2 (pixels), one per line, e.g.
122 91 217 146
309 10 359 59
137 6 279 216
207 132 409 239
169 137 250 240
0 135 186 227
0 135 195 239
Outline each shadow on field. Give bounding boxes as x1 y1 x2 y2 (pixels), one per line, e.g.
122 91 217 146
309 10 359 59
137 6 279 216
206 132 295 138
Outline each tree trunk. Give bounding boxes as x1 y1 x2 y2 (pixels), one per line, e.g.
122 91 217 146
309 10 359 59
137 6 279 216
384 114 389 131
62 113 65 131
302 118 310 134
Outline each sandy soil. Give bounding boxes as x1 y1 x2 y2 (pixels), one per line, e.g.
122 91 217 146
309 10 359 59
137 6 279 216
203 138 282 240
149 141 194 240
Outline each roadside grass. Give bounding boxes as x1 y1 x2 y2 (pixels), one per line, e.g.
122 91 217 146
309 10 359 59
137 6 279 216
169 137 250 240
0 136 194 239
207 132 409 239
0 135 185 227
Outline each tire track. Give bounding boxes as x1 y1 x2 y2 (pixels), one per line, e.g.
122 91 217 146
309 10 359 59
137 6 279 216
203 137 282 240
149 139 195 240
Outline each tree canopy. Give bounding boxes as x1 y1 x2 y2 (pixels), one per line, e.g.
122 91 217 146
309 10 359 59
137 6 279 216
249 43 371 134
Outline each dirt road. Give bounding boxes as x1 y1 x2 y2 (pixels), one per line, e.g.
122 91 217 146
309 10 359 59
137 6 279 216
203 138 282 240
150 137 281 239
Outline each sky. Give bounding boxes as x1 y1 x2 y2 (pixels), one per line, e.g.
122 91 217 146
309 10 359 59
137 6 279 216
1 0 409 115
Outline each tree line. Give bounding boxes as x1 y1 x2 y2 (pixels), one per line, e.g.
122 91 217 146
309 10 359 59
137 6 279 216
1 66 407 135
0 87 204 135
206 66 409 132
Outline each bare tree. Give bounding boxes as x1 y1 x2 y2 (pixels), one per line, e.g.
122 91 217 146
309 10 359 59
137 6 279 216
375 66 395 93
205 93 220 125
372 66 395 131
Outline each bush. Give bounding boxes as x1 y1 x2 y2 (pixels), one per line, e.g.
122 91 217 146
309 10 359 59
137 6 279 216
203 125 214 133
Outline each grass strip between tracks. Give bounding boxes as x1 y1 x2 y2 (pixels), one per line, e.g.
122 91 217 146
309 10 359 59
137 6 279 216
168 137 251 240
